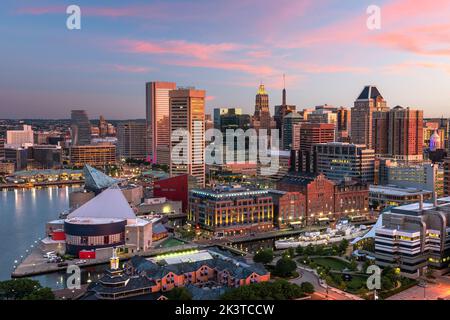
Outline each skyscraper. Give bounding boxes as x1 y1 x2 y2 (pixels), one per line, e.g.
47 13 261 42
351 86 388 148
282 112 302 151
336 107 351 142
99 116 108 138
388 106 423 161
146 81 177 165
444 157 450 196
274 77 296 132
169 88 206 187
373 106 424 160
117 121 148 160
252 84 273 133
71 110 91 146
291 123 335 173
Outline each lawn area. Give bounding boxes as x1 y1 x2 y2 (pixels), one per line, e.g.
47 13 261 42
159 238 185 248
311 257 351 271
344 275 369 293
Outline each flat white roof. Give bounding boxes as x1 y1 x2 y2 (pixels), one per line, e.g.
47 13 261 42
151 250 213 265
66 217 125 225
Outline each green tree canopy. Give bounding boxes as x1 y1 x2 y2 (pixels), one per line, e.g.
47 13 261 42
253 249 274 264
274 257 297 278
221 280 304 300
165 287 192 300
0 278 54 300
300 282 315 294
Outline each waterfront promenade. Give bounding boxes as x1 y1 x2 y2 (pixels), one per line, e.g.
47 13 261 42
12 241 199 278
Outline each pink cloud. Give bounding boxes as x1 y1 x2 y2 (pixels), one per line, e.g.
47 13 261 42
116 39 272 76
119 39 243 60
168 58 274 76
278 0 450 58
16 6 64 15
206 96 216 101
384 61 450 74
112 64 152 73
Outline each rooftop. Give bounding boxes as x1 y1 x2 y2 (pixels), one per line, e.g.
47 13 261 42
369 185 432 196
190 185 269 200
357 85 384 100
67 186 136 220
84 165 118 191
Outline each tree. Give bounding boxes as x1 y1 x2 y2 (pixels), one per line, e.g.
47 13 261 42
304 244 315 256
221 280 304 300
338 239 349 255
282 248 295 259
274 257 297 278
24 288 55 300
253 249 274 264
349 259 358 272
295 245 304 256
0 279 54 300
300 282 315 294
165 287 192 300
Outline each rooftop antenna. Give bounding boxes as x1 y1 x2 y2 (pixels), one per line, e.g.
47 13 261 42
282 74 287 105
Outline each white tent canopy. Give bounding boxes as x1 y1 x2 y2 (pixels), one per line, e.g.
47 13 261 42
68 185 136 220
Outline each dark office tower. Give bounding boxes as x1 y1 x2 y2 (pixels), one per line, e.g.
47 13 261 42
282 113 302 151
252 84 272 133
351 86 388 148
274 76 296 132
214 108 251 132
372 110 390 156
444 157 450 196
117 121 148 160
99 115 108 138
0 138 5 159
146 81 177 165
71 110 91 146
336 107 351 142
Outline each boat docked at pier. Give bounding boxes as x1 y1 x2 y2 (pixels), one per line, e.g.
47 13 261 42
275 221 369 249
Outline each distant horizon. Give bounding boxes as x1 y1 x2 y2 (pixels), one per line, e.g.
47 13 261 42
2 0 450 119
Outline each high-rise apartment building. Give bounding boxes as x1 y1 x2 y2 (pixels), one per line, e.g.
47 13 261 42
117 121 148 160
71 110 92 146
169 88 206 187
6 124 34 146
290 123 335 173
351 86 388 148
389 106 423 161
445 157 450 196
373 106 424 160
146 81 177 165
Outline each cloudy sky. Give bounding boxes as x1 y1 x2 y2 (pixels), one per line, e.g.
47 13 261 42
1 0 450 119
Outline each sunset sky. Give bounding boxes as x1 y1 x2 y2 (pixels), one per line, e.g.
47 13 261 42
1 0 450 119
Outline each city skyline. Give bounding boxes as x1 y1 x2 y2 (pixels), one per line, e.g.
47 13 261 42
1 0 450 119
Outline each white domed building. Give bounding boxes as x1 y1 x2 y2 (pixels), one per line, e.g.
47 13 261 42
429 130 442 151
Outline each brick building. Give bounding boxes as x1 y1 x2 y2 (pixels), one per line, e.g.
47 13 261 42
277 173 369 226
